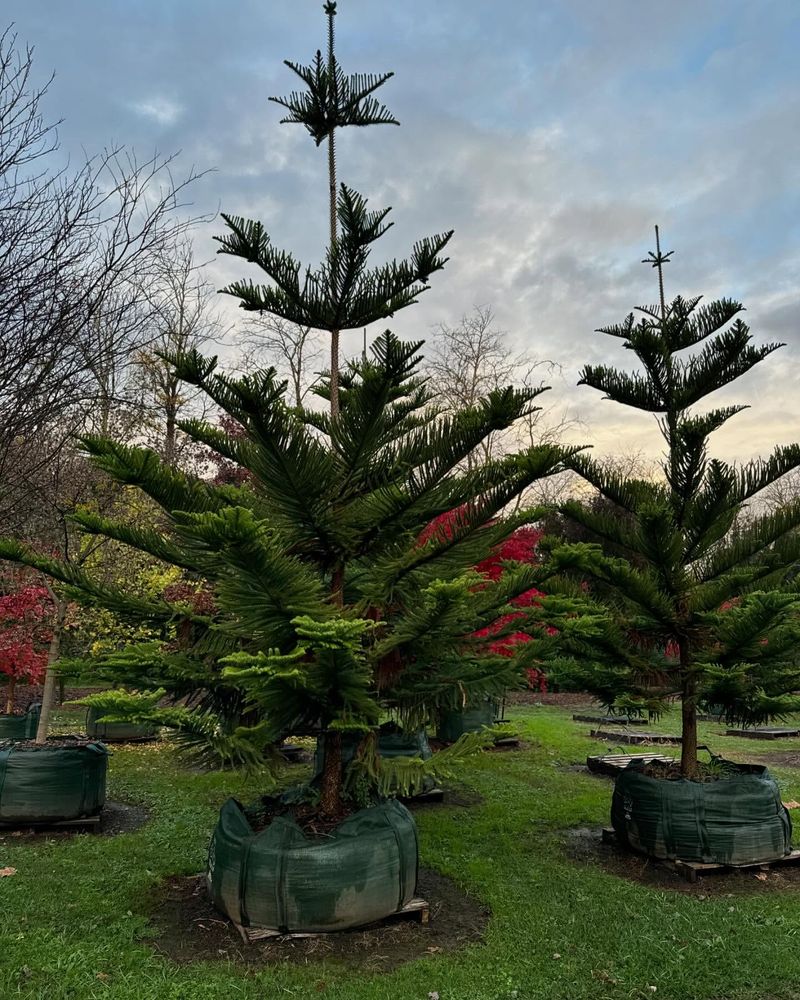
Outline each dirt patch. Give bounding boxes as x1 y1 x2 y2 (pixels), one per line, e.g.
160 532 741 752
146 867 489 971
749 752 800 770
563 826 800 897
0 800 149 842
505 691 598 708
406 782 485 811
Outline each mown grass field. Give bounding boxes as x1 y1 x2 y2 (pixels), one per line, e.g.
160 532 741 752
3 704 800 1000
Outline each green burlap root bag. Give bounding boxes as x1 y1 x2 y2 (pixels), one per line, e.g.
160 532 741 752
612 759 792 864
207 797 419 932
438 699 497 742
0 703 40 741
86 706 157 742
0 741 109 823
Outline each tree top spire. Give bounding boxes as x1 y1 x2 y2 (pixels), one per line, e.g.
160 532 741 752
641 225 674 321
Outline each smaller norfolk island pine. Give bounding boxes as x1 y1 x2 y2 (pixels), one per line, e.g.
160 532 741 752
0 3 577 821
550 229 800 779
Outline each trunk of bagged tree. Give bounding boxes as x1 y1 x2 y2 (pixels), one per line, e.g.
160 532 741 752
5 677 15 715
34 597 67 744
319 729 343 817
680 641 699 779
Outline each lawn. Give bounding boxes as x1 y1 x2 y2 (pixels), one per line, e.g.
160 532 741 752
3 704 800 1000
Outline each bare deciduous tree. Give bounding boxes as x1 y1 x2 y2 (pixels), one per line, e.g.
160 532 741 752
135 240 226 465
425 305 578 475
0 27 207 509
238 316 324 409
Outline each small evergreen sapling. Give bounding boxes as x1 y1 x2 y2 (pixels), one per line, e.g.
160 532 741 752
552 229 800 777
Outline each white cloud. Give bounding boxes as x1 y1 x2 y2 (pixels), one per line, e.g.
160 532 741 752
129 96 183 126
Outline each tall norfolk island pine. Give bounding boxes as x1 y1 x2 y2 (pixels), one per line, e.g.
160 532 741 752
0 4 575 816
553 230 800 778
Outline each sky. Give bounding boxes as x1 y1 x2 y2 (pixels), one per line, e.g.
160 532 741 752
5 0 800 465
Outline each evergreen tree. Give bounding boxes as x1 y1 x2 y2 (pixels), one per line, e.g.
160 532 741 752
0 4 577 815
226 0 440 420
550 229 800 777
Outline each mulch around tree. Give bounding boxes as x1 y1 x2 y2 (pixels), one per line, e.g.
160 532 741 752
563 826 800 897
0 800 149 842
749 752 800 770
146 867 489 971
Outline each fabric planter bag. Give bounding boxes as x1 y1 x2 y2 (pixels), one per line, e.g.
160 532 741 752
438 699 497 742
611 758 792 864
0 703 41 741
86 706 158 743
0 740 109 823
207 797 419 932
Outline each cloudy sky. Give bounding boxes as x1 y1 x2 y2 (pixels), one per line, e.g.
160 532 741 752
6 1 799 464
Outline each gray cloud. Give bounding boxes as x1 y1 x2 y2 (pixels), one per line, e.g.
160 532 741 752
4 0 799 465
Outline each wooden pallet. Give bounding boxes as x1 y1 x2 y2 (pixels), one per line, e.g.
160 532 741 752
573 714 646 726
587 752 675 777
601 828 800 882
233 896 430 943
590 729 681 746
725 727 800 740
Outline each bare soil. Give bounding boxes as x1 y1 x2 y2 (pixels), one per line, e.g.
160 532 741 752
0 800 149 841
406 781 485 811
750 752 800 769
146 867 489 971
0 736 105 750
563 826 800 897
505 691 598 708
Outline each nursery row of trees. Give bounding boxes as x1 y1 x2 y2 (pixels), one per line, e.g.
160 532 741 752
1 1 799 934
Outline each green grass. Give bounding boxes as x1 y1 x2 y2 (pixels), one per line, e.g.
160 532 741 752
4 705 800 1000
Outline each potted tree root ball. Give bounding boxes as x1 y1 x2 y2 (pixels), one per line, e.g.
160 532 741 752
549 230 800 865
85 704 158 743
0 2 575 931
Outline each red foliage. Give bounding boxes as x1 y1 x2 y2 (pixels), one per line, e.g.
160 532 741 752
420 514 550 692
162 581 217 616
209 414 252 486
0 584 53 687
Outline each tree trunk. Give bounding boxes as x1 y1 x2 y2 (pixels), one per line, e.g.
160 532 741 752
680 641 698 778
164 390 177 466
34 598 67 744
327 36 340 421
5 677 16 715
319 729 343 817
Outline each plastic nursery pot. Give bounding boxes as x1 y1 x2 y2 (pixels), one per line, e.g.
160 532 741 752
0 738 109 824
207 797 419 933
0 703 41 741
611 758 792 865
438 699 498 742
85 706 158 743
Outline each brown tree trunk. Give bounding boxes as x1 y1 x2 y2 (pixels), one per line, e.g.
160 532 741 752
35 597 67 744
319 729 343 817
679 640 698 778
5 677 16 715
